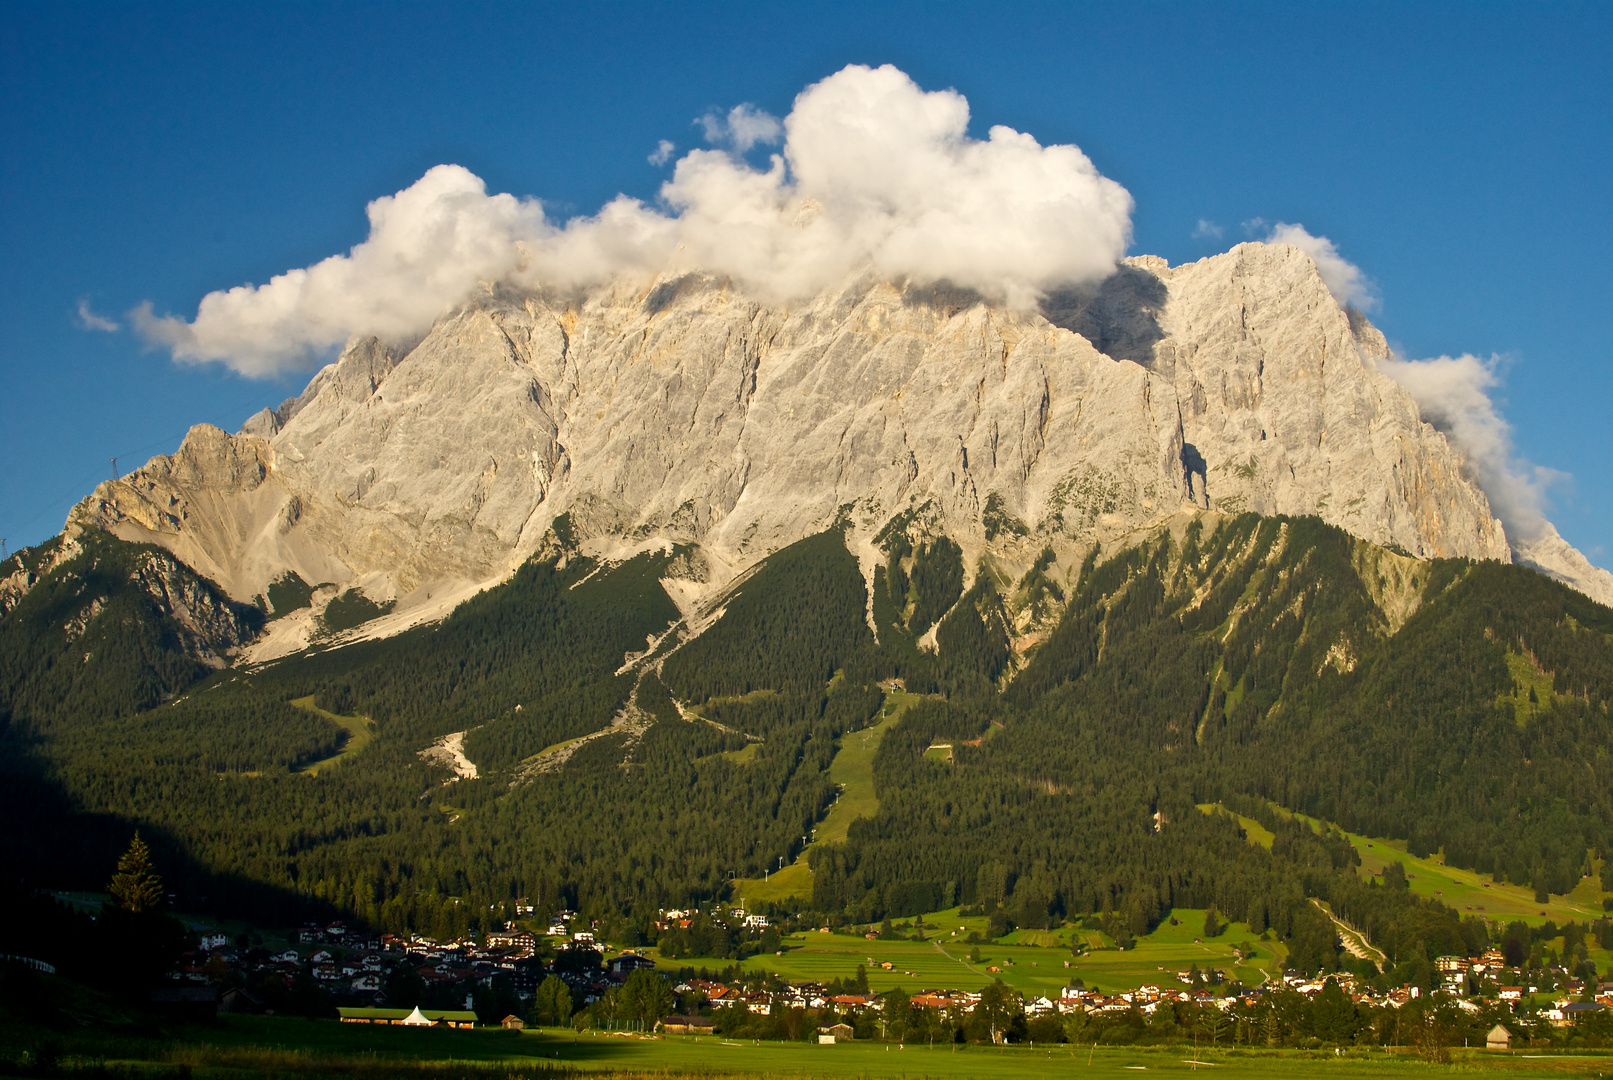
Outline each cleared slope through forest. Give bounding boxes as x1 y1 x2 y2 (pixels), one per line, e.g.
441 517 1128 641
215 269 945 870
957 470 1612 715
1312 898 1387 967
734 688 923 906
288 696 372 775
1203 802 1612 927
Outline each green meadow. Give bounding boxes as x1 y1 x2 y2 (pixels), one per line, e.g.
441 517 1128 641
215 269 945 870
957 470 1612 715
705 800 1613 1006
25 1016 1613 1079
732 689 924 908
746 698 1611 936
1346 834 1606 926
1202 802 1611 927
288 694 373 775
655 907 1284 997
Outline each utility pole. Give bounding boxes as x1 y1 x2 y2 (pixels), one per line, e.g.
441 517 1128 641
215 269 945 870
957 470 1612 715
110 457 119 481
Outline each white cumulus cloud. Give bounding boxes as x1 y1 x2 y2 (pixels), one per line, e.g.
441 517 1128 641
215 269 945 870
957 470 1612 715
648 139 675 166
134 63 1134 376
1266 222 1377 310
1275 224 1566 551
1374 351 1561 543
1193 219 1223 240
699 103 783 153
133 165 563 376
661 65 1133 309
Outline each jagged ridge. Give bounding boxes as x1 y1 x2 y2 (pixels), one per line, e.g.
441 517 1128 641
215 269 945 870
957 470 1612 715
68 240 1607 651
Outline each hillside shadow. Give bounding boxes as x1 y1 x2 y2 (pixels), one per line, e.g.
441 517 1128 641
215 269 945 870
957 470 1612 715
898 280 987 317
1042 264 1168 369
641 273 707 315
0 730 338 928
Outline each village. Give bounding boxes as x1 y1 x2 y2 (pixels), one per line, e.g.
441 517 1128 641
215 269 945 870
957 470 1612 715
147 903 1612 1047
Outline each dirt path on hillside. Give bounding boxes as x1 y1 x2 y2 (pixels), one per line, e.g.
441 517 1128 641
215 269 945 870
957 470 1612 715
418 730 478 781
1312 898 1386 968
513 680 654 782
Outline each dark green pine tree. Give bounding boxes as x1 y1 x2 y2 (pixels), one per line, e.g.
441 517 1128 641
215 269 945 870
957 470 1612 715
108 832 164 914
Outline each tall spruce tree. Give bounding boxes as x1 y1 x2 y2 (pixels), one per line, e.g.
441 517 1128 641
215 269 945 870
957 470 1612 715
108 832 163 914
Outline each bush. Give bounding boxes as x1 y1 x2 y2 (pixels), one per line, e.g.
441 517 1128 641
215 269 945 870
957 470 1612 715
1027 1014 1066 1043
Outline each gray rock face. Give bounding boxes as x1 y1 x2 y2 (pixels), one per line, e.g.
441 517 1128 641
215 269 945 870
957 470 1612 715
2 535 257 666
1512 523 1613 608
69 241 1573 634
1050 246 1509 560
0 537 78 619
124 547 261 664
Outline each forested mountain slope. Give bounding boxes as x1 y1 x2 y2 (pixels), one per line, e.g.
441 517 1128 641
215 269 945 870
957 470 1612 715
820 514 1613 937
3 512 1610 978
0 531 261 731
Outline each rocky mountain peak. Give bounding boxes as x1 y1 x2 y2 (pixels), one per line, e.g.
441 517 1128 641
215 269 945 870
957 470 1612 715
64 241 1607 649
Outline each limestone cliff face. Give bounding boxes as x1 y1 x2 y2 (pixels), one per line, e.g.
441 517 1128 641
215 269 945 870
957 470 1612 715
1049 245 1510 561
1512 524 1613 608
69 242 1534 635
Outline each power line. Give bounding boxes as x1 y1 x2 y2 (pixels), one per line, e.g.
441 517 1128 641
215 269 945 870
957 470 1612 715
2 392 283 547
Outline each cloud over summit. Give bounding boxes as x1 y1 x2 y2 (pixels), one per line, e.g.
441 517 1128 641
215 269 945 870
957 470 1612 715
1373 351 1559 545
136 64 1134 377
134 164 552 376
1265 222 1376 310
1272 227 1559 549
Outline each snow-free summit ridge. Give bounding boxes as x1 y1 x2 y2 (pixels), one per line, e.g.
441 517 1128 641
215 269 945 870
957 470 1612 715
64 242 1609 650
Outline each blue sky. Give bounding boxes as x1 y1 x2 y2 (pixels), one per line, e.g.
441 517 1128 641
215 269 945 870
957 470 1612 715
3 2 1609 559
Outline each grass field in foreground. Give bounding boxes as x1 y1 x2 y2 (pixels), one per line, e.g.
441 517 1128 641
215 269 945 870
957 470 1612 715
115 1017 1613 1079
511 1029 1613 1079
655 907 1285 997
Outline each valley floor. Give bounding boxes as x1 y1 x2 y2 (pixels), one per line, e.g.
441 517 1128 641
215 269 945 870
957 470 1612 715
656 907 1284 999
9 1016 1613 1079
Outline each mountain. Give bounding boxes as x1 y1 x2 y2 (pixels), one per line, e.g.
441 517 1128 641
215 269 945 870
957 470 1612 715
6 510 1611 969
6 242 1612 978
64 241 1557 663
1512 521 1613 608
0 531 261 729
